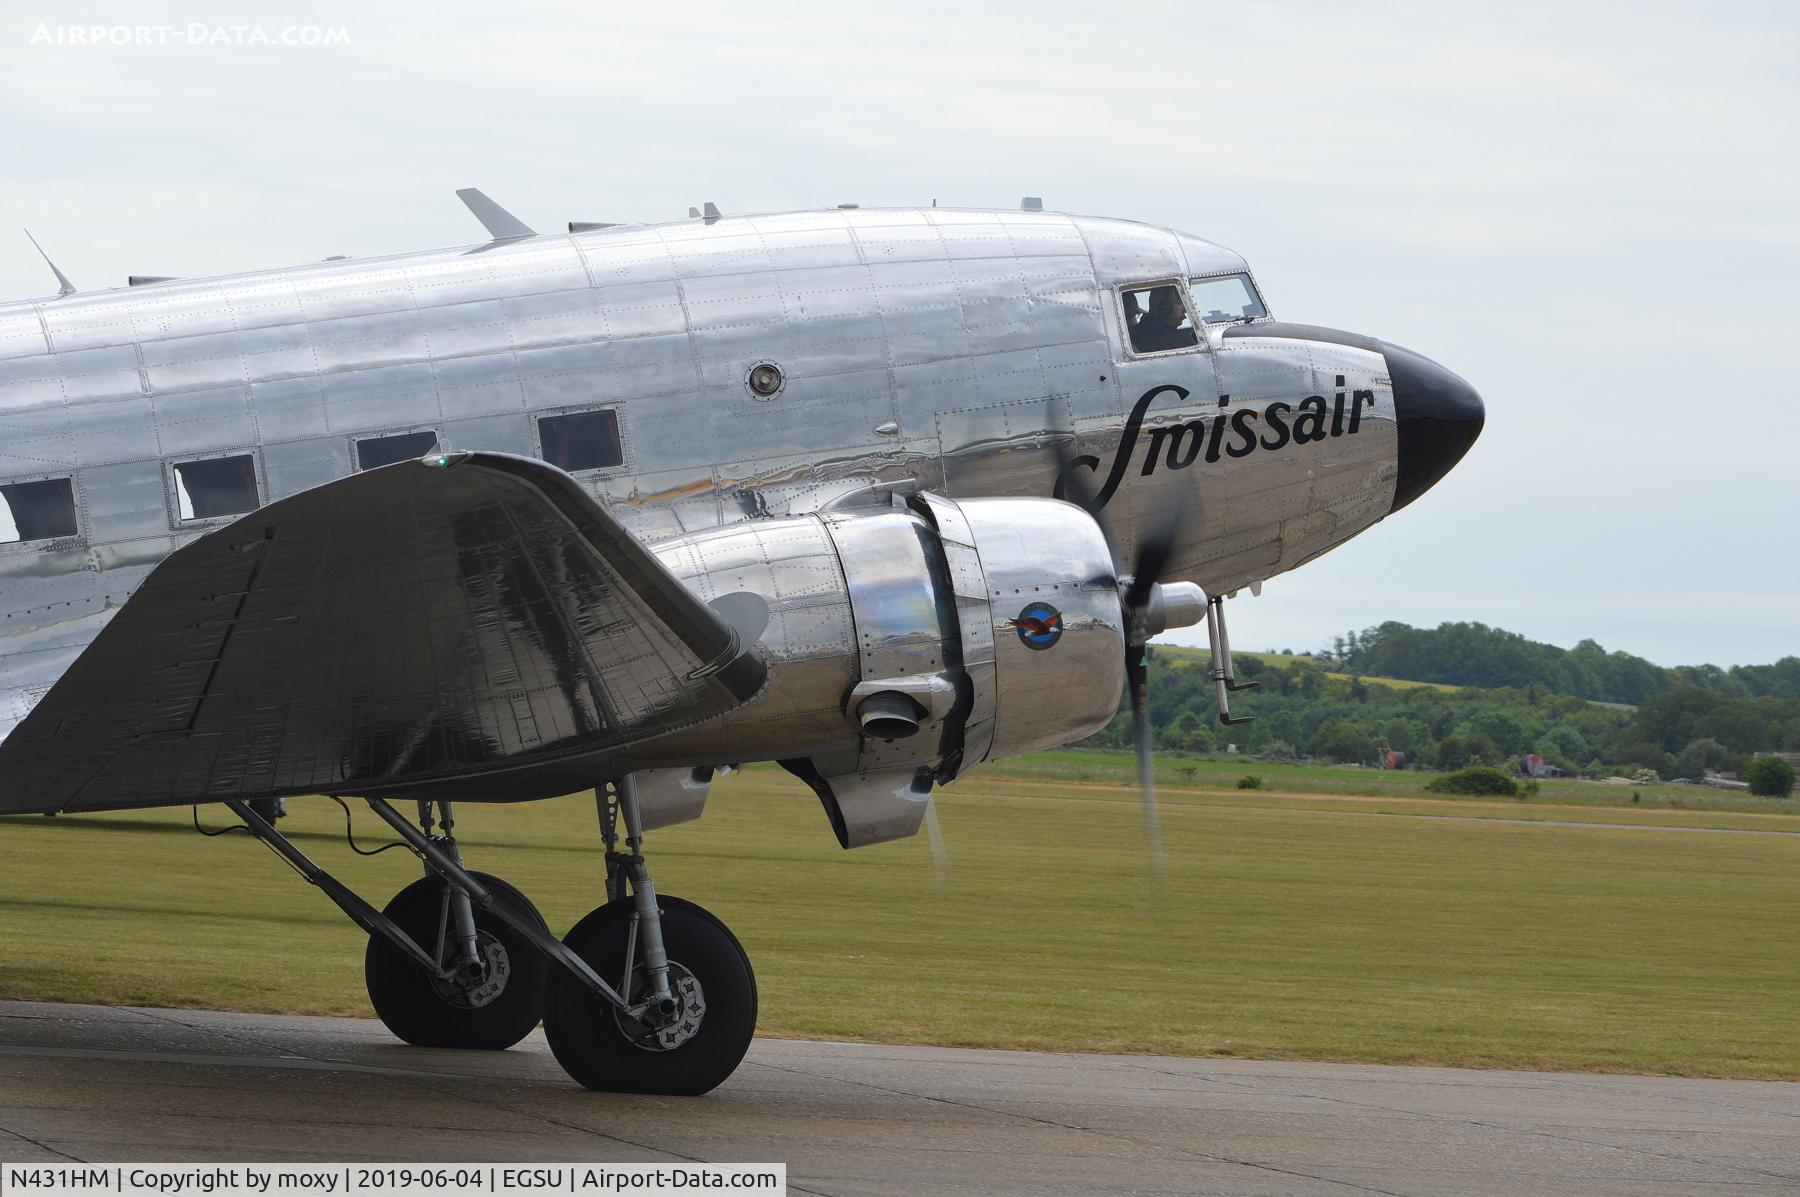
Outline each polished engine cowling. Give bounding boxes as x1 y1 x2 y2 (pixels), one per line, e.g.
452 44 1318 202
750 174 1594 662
630 492 1125 846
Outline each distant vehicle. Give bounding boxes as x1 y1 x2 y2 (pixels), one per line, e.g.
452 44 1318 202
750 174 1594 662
1520 754 1563 779
0 195 1482 1093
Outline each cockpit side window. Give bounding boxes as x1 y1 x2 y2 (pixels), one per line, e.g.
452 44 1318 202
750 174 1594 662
1122 283 1198 354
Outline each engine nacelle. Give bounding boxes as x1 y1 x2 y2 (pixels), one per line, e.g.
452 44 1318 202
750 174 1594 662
634 493 1125 847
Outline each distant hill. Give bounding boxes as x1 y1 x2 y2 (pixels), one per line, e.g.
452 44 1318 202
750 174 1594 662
1105 632 1800 780
1323 622 1800 706
1155 645 1463 693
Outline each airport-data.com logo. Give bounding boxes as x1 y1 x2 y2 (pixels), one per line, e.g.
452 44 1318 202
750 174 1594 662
28 23 352 48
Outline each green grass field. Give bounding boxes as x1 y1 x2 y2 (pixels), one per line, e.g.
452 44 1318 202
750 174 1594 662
1001 748 1797 815
3 760 1798 1079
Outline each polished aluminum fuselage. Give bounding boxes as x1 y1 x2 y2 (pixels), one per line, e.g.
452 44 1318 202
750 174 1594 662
0 207 1398 745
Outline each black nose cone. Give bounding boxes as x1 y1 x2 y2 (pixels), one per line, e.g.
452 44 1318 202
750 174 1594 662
1384 340 1484 513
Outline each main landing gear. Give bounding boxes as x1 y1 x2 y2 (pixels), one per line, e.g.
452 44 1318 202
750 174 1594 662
225 773 755 1095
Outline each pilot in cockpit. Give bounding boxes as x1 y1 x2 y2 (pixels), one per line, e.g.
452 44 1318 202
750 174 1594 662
1130 285 1199 353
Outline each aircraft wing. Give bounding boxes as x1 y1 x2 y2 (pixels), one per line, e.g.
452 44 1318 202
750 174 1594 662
0 453 766 815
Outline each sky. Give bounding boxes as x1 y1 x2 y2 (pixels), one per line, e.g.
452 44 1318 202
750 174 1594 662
1 0 1794 667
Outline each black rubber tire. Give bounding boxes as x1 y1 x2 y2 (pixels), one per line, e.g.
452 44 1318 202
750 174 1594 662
543 895 757 1095
363 872 549 1050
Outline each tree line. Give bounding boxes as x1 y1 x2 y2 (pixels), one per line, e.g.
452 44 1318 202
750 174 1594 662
1086 647 1800 782
1320 621 1799 706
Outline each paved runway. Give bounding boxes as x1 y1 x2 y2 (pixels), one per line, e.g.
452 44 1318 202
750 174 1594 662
1 1001 1797 1195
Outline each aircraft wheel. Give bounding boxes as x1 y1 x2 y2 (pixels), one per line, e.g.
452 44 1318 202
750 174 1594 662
364 872 549 1050
543 895 757 1095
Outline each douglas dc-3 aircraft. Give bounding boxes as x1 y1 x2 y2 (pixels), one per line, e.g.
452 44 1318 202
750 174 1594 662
0 193 1481 1094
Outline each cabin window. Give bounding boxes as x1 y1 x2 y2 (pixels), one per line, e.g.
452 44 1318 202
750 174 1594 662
1122 283 1198 354
356 429 440 471
537 409 623 473
0 478 78 543
1187 273 1267 323
172 454 260 521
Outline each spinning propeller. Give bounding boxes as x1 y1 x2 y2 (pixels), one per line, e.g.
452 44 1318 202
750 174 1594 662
1051 428 1208 890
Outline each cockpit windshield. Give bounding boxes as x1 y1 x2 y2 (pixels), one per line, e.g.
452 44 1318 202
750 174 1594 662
1188 273 1267 323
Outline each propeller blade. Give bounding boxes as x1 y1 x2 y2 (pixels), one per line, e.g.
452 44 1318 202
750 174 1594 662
1128 647 1167 893
923 797 950 896
1044 401 1122 565
1121 484 1193 893
1123 484 1193 611
1044 397 1184 895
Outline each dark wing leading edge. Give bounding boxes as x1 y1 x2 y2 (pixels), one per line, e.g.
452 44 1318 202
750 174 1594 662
0 453 766 815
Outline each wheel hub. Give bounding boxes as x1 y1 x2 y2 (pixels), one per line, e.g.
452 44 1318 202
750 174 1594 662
432 932 511 1009
615 961 706 1051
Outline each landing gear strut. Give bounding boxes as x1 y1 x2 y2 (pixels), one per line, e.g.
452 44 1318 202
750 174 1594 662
1205 593 1259 725
544 776 757 1094
224 774 756 1094
362 801 549 1049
